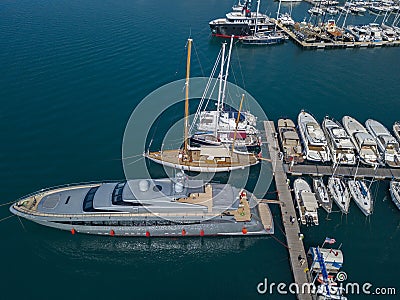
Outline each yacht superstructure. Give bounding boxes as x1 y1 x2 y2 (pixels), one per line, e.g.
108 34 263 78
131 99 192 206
366 119 400 168
322 117 357 165
298 111 330 162
342 116 380 167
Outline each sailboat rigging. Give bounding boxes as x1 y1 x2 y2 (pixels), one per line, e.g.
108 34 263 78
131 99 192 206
144 38 260 173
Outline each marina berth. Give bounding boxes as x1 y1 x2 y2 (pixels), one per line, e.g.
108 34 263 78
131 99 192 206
9 175 274 236
366 119 400 168
342 116 381 167
347 179 373 216
327 176 351 214
322 117 357 166
298 110 330 162
313 177 333 213
277 118 304 163
293 178 319 226
389 180 400 210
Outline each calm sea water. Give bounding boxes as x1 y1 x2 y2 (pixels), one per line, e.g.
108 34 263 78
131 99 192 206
1 0 399 299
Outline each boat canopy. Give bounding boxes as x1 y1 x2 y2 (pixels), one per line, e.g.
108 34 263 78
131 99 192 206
278 118 296 128
300 191 319 211
199 146 231 158
283 131 299 141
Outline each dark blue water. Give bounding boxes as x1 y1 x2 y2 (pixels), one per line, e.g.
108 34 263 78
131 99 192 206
1 0 399 299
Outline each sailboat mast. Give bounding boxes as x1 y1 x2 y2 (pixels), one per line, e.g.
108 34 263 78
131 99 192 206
215 42 226 137
232 94 245 154
275 0 282 32
183 38 192 153
255 0 260 35
221 35 234 109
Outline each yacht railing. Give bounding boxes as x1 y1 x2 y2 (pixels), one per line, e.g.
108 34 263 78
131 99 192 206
14 180 123 202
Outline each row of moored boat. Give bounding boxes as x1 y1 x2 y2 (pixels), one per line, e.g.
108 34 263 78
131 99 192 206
278 110 400 168
293 176 373 227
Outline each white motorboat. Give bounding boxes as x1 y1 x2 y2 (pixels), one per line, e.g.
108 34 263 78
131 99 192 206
389 180 400 210
393 122 400 144
313 177 333 213
278 12 295 26
298 111 330 162
342 116 381 167
293 178 319 226
326 6 339 15
366 119 400 168
328 176 350 214
322 117 357 165
308 7 325 15
347 179 373 216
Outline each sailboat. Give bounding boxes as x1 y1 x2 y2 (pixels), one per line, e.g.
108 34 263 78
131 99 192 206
393 122 400 144
190 37 261 154
389 180 400 211
327 176 350 214
313 177 333 213
144 39 259 173
239 0 286 45
347 179 373 216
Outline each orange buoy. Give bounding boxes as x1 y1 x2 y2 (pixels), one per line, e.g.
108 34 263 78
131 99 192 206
110 229 115 236
200 229 204 237
145 231 150 237
242 227 248 234
182 229 186 236
71 228 76 235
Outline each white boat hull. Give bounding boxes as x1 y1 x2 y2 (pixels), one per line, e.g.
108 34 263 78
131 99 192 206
328 177 350 214
347 179 372 216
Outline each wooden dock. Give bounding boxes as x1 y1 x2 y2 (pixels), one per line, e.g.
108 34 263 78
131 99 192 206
284 163 400 179
273 19 400 50
264 121 313 300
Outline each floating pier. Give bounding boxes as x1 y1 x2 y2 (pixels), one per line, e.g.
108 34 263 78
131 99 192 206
264 121 313 300
285 163 400 179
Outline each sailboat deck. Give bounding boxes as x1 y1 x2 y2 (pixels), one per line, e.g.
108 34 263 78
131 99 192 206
146 149 258 168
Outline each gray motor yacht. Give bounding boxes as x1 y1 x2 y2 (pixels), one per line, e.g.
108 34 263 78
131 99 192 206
10 173 274 237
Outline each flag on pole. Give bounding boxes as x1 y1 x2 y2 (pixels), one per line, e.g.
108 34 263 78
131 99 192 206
324 237 336 244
